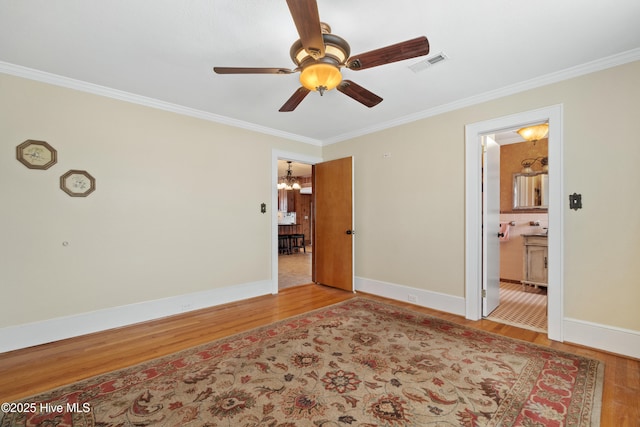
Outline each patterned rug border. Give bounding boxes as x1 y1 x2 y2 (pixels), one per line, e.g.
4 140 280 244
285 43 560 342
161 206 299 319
8 296 604 426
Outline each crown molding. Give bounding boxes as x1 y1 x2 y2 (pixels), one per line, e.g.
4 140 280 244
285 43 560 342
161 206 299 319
322 48 640 145
2 47 638 147
0 61 323 147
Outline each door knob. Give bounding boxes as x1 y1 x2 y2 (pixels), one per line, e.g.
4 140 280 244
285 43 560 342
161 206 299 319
346 230 355 235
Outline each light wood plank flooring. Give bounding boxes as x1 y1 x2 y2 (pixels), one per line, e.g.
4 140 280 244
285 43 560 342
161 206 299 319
278 249 312 290
0 284 637 426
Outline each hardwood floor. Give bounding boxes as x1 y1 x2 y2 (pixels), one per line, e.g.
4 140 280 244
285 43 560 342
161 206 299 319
1 284 638 426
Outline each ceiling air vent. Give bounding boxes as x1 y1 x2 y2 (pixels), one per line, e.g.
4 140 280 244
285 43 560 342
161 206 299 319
409 52 448 73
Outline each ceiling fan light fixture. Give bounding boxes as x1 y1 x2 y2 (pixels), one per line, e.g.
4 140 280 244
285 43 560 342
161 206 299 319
292 42 349 65
300 63 342 93
214 4 430 112
325 44 349 63
517 123 549 142
290 28 350 94
290 30 351 66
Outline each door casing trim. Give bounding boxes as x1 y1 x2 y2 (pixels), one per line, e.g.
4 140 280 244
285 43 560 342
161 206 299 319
464 105 564 341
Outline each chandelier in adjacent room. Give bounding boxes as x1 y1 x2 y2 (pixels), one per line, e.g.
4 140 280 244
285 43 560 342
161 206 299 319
278 161 301 190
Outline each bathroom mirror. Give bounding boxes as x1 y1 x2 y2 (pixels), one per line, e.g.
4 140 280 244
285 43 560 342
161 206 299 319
513 172 548 209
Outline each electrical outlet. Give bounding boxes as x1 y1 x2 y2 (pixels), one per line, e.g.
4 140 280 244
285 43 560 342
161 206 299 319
407 295 417 303
181 303 193 312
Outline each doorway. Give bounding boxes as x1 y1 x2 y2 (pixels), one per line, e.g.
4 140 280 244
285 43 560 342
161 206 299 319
483 128 550 333
271 151 355 294
272 151 321 293
277 159 313 290
465 105 564 342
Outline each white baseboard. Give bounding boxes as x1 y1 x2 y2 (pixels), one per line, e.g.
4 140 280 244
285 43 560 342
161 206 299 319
355 277 466 316
5 280 637 360
563 317 640 359
356 277 640 359
0 280 273 353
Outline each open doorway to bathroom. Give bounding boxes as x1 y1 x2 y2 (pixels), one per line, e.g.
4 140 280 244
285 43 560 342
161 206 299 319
465 105 563 341
485 124 549 332
277 160 313 290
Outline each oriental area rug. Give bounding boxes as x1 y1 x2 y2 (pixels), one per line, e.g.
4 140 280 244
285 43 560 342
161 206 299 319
1 298 603 427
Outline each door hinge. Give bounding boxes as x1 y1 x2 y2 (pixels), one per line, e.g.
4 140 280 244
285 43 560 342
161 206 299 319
482 289 487 298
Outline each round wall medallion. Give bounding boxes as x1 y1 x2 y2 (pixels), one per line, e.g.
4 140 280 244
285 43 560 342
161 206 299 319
16 140 58 170
60 170 96 197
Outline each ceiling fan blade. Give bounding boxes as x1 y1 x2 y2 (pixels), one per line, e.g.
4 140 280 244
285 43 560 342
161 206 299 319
286 0 325 59
279 87 311 112
213 67 296 74
337 80 383 108
346 36 429 70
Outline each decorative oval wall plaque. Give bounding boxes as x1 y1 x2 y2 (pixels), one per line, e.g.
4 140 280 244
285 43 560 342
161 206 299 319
60 170 96 197
16 140 58 170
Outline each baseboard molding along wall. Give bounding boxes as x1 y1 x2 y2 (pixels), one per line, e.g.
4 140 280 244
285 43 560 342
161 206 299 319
0 280 273 354
356 276 640 359
563 317 640 360
355 276 466 316
3 279 638 360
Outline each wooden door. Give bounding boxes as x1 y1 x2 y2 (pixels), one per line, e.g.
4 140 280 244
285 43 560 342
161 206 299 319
312 157 353 291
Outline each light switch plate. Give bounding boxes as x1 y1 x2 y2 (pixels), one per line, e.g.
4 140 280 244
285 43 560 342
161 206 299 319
569 193 582 210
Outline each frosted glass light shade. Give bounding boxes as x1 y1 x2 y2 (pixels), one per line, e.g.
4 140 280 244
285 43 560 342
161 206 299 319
517 124 549 141
299 63 342 92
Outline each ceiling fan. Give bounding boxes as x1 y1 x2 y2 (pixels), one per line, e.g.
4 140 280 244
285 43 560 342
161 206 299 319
213 0 429 112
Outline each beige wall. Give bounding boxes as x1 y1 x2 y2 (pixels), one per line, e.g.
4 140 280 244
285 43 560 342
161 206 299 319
2 60 639 337
323 116 467 297
0 74 320 328
324 60 640 331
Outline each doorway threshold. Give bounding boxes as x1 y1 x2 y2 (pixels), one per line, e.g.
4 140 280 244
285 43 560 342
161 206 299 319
486 282 547 333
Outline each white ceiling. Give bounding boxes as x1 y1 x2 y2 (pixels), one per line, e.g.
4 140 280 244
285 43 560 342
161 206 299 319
1 1 639 146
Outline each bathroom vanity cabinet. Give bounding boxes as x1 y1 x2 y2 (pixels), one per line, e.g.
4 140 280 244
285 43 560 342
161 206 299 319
522 234 548 289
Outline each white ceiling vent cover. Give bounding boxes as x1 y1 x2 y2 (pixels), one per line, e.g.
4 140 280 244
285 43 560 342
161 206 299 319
409 52 448 73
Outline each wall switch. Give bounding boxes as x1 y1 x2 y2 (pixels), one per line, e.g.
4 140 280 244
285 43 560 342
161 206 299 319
569 193 582 210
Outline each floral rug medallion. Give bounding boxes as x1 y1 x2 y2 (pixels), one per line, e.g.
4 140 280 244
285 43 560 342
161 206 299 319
1 298 603 426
